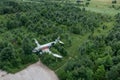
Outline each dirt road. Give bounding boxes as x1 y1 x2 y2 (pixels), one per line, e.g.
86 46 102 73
0 61 59 80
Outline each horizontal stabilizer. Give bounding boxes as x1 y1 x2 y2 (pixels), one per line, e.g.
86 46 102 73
59 40 64 44
34 39 40 47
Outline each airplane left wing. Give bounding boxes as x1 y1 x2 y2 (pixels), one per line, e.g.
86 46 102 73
34 39 40 47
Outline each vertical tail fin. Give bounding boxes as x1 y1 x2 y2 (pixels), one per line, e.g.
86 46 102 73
55 37 64 44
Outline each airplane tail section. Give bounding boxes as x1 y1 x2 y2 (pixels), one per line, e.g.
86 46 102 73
55 37 64 44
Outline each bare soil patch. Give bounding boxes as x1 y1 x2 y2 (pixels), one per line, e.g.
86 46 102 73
0 61 59 80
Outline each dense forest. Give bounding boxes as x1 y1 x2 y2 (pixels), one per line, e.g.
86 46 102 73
0 0 120 80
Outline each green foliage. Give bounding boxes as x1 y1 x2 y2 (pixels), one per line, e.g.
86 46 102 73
94 65 106 80
58 13 120 80
85 2 90 6
22 37 33 54
0 43 20 72
0 0 120 80
107 63 120 80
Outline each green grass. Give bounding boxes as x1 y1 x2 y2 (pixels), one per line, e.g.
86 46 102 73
55 33 89 72
93 22 114 37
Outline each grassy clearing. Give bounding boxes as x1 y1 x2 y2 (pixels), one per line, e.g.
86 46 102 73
55 22 114 73
55 33 90 72
93 22 114 37
92 0 120 4
86 0 120 15
86 7 119 16
70 0 120 15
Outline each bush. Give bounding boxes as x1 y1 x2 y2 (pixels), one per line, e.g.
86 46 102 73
86 2 90 6
112 0 117 4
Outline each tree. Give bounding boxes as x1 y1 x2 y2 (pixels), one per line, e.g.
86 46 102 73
76 0 83 4
107 63 120 80
22 37 33 54
0 43 16 62
104 46 113 55
20 14 28 26
86 2 90 7
112 0 117 4
0 43 19 71
95 55 113 70
94 65 106 80
0 41 8 51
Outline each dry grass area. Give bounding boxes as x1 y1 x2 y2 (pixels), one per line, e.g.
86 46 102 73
83 0 120 15
94 0 112 3
92 0 120 4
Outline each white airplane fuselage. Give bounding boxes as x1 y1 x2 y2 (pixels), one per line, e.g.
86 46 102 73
32 37 64 58
33 42 54 53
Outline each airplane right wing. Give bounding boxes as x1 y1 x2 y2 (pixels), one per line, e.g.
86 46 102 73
50 51 63 58
34 39 40 47
44 49 63 58
51 53 63 58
